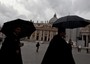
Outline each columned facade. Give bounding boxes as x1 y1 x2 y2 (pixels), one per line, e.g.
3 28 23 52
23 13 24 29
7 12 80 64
24 14 90 46
28 23 57 42
80 25 90 47
27 14 58 43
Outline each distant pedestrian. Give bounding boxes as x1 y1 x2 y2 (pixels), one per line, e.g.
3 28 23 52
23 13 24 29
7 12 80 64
77 45 81 52
68 39 73 51
36 42 40 52
86 48 89 53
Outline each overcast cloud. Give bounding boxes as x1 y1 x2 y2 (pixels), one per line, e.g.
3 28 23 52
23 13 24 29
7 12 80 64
0 0 90 25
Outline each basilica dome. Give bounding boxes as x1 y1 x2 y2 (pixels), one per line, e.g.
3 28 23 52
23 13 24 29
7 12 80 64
49 14 58 24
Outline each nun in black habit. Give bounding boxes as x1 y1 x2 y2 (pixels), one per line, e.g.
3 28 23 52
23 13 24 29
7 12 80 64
0 27 23 64
41 27 75 64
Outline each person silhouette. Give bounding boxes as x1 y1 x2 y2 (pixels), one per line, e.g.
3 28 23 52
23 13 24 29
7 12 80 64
36 42 40 53
41 27 75 64
0 27 24 64
68 39 73 51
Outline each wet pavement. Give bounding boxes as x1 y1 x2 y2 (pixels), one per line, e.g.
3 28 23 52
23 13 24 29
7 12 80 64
1 41 90 64
21 41 90 64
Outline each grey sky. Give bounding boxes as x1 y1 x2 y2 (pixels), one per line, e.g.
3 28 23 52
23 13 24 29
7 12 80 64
0 0 90 25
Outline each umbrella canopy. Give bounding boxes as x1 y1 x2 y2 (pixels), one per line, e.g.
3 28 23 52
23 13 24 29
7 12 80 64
1 19 36 38
52 15 90 29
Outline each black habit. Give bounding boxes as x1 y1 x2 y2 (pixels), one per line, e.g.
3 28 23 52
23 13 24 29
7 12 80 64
0 34 23 64
41 35 75 64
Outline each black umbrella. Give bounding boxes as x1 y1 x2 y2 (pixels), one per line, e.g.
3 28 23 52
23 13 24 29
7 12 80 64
52 15 90 29
1 19 36 38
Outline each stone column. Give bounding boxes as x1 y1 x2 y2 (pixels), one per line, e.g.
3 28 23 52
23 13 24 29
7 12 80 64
43 31 45 41
50 31 53 41
46 31 49 41
48 31 50 41
34 31 37 41
39 31 42 41
86 35 89 47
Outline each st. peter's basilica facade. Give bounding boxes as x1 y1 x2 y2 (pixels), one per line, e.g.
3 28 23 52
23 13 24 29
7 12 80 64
27 14 90 47
27 14 58 43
